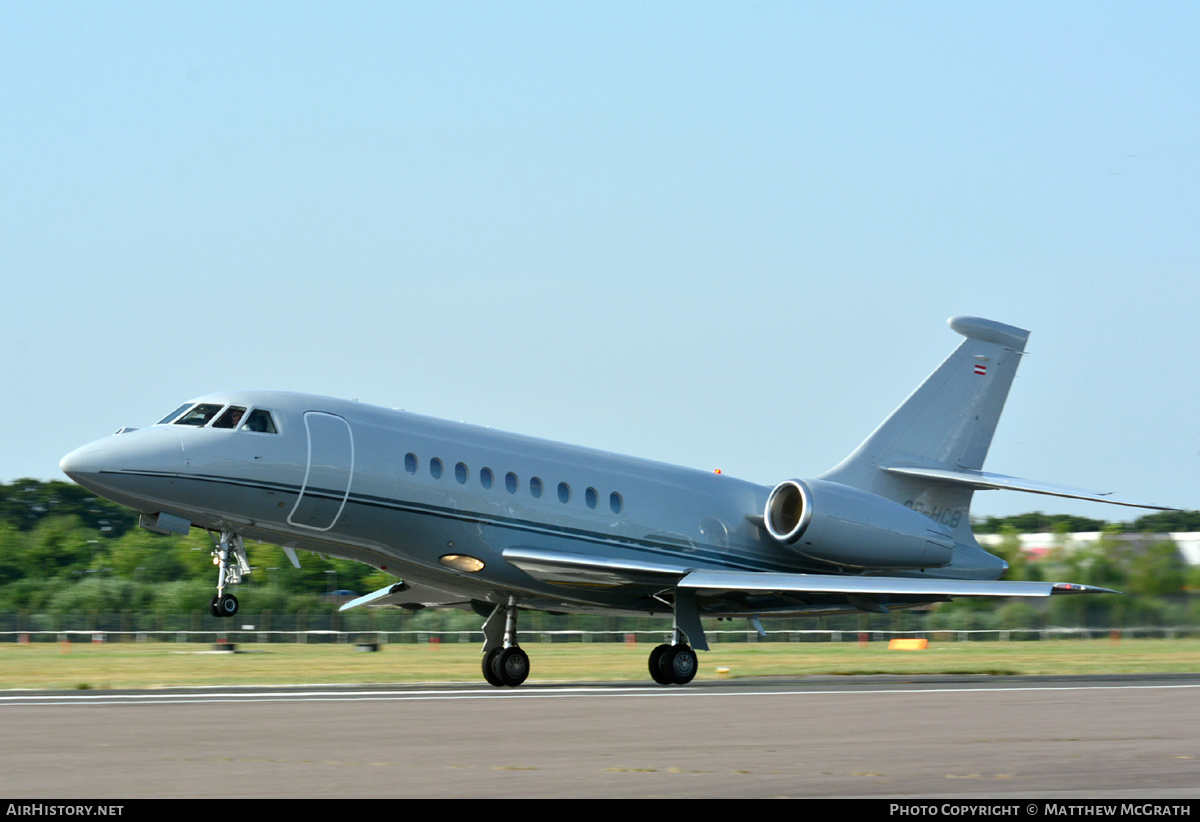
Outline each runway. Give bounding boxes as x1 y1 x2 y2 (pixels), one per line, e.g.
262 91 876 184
3 674 1198 798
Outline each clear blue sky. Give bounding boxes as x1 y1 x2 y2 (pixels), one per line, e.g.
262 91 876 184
2 2 1196 521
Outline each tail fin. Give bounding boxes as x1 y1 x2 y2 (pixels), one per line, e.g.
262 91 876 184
819 316 1029 543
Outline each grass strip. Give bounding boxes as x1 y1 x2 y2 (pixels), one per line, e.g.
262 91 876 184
1 637 1198 690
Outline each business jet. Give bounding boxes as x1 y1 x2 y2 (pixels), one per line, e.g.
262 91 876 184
59 316 1168 687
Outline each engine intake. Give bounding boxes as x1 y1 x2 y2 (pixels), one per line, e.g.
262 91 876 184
764 479 812 544
764 478 954 570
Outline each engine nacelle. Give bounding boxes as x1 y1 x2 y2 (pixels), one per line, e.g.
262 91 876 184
764 478 954 570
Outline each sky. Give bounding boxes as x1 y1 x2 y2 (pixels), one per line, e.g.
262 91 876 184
2 2 1196 522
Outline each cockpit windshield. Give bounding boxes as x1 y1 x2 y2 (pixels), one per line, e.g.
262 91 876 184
175 404 224 426
242 409 277 433
158 401 278 433
157 403 194 425
212 406 246 429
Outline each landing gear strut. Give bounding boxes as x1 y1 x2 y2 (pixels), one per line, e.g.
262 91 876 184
208 531 250 618
481 597 529 687
647 590 706 685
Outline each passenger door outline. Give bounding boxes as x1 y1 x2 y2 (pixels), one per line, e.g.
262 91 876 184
288 411 354 531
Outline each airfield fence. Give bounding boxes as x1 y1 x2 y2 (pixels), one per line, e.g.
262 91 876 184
2 622 1198 646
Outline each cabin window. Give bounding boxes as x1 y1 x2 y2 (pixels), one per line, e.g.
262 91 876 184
610 492 623 514
505 472 518 494
404 453 418 474
174 404 224 427
480 467 494 489
241 409 277 434
529 477 543 498
212 406 247 429
430 458 443 479
157 403 194 425
455 462 469 484
557 482 571 504
585 487 598 509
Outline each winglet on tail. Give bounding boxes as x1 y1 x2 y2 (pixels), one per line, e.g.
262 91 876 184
947 315 1029 350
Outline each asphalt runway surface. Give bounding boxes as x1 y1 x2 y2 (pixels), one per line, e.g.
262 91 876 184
2 674 1198 799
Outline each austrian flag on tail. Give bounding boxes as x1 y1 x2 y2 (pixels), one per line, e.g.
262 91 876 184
974 363 987 375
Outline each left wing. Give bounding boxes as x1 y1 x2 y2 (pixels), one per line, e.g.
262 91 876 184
502 547 1115 600
677 569 1114 598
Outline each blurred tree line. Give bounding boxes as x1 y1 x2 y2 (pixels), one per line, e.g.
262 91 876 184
932 518 1200 630
0 479 1196 629
972 509 1200 534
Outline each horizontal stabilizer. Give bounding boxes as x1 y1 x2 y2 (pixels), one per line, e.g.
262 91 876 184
882 465 1175 510
679 569 1117 598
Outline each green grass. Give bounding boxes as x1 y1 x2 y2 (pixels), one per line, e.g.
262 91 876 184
2 637 1199 690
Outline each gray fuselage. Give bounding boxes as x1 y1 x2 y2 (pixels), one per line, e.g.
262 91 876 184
60 390 1006 617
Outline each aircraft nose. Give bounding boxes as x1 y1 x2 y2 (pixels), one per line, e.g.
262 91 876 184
60 428 185 501
60 442 105 482
60 438 137 497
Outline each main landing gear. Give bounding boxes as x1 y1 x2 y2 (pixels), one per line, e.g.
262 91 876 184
648 589 706 686
208 531 250 618
475 591 708 688
481 597 529 687
648 635 698 685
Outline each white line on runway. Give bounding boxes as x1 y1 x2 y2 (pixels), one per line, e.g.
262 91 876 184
2 681 1199 706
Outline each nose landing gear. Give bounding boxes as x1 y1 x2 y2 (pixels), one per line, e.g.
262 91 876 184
208 531 250 618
